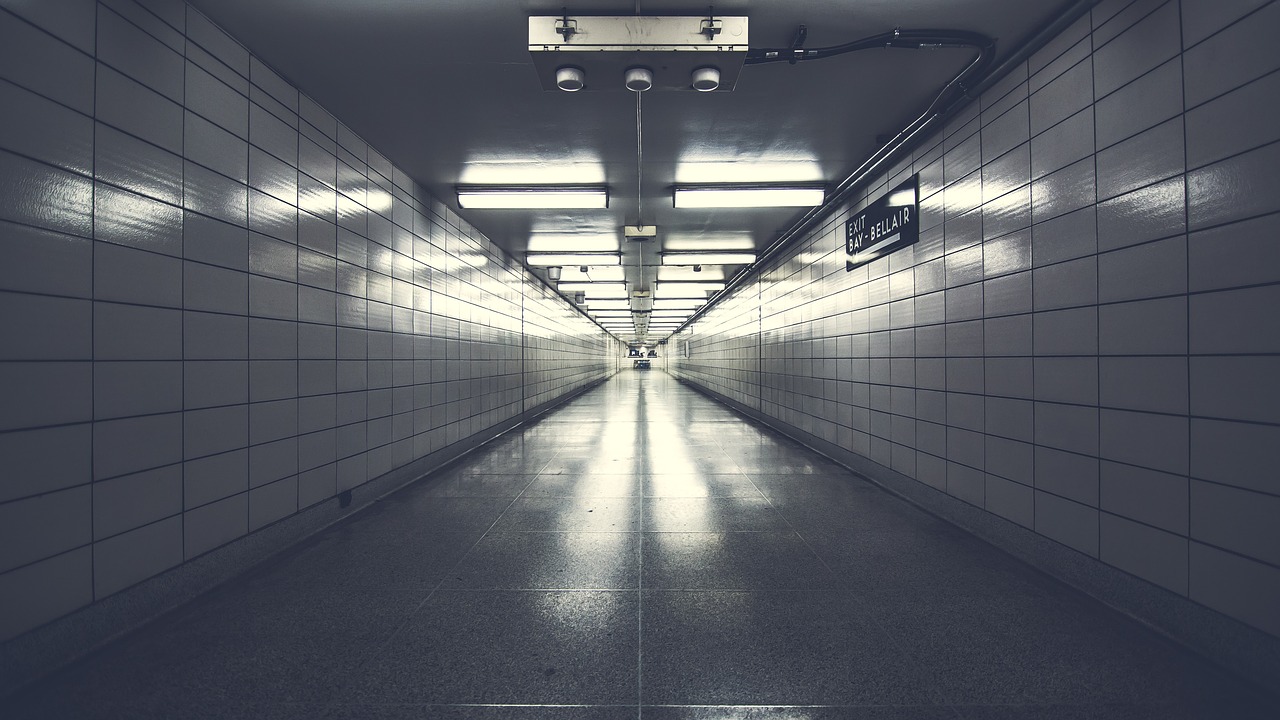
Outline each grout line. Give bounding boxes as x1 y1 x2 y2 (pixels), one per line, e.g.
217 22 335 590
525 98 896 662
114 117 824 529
178 0 188 566
1179 0 1193 596
636 411 644 719
88 0 99 601
1091 6 1102 562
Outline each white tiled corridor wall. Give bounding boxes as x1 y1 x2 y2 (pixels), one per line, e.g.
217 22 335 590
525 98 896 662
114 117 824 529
671 0 1280 639
0 0 618 641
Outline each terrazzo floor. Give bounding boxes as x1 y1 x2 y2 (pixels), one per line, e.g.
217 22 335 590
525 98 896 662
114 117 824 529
4 371 1278 719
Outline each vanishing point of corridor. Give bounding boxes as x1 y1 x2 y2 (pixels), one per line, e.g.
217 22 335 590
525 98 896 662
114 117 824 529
4 372 1276 719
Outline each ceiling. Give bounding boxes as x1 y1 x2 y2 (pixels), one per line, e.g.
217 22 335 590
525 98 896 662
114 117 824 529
189 0 1065 341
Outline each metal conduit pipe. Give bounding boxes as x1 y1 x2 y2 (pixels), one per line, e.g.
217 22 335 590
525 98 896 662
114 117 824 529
674 0 1102 335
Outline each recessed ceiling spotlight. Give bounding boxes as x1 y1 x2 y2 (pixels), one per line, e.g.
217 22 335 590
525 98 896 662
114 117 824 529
556 66 585 91
691 66 720 91
625 66 653 92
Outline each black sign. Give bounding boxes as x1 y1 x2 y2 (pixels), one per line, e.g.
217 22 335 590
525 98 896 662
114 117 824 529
845 174 919 271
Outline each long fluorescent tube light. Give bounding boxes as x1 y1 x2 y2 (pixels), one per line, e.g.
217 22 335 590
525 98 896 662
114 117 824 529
661 252 757 265
528 234 620 252
658 282 724 292
557 282 625 292
527 253 621 266
583 299 631 310
653 299 706 310
457 185 609 209
563 283 628 299
673 184 825 208
655 286 722 299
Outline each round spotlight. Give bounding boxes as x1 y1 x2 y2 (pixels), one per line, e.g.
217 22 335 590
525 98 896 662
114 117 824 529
625 66 653 92
555 66 585 92
547 266 562 281
691 66 720 92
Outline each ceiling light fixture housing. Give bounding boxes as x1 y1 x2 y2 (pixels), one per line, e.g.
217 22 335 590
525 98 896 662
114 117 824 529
555 65 585 91
673 184 826 208
656 282 725 298
457 185 609 209
625 66 653 92
526 253 621 266
691 65 720 91
529 15 748 92
661 252 757 265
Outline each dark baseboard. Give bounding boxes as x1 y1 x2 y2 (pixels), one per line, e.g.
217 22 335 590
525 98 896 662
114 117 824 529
0 374 612 699
674 375 1280 698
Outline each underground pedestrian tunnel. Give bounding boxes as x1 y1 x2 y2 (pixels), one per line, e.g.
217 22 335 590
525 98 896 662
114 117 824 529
1 0 1279 717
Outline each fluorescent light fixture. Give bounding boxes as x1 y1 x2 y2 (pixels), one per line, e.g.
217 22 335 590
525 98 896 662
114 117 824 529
527 234 620 252
663 233 754 251
561 282 628 299
583 299 631 310
591 311 635 318
557 282 624 292
661 252 756 265
526 253 620 266
457 185 609 209
655 282 724 299
673 184 825 208
559 266 626 282
653 299 706 310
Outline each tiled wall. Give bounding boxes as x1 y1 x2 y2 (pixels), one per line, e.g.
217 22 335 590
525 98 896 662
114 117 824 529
671 0 1280 639
0 0 618 642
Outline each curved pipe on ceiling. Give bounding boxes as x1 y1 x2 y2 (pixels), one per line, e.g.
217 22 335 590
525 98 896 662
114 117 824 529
674 0 1102 336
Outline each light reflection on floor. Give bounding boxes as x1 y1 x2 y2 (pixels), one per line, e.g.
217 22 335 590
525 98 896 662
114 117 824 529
4 371 1278 719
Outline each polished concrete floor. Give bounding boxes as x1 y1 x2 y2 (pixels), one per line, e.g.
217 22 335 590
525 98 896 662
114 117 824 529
4 371 1278 719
